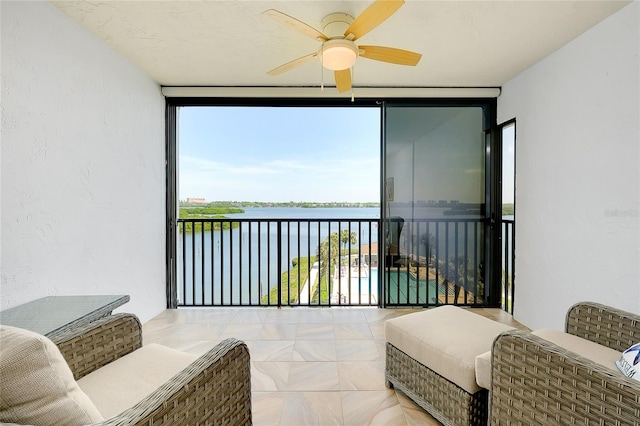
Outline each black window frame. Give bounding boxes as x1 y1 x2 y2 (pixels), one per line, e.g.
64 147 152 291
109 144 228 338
165 97 499 309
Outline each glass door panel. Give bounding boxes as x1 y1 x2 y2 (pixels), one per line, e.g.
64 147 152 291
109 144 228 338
383 105 488 306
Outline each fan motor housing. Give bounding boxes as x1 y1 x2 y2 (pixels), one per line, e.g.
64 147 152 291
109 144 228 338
322 13 353 38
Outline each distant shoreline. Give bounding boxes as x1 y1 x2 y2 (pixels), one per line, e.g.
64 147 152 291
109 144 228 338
180 201 380 208
180 200 514 215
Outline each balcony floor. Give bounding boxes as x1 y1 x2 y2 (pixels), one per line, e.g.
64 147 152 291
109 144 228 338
143 307 528 425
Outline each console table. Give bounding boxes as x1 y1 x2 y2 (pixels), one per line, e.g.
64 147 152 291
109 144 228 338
0 295 129 340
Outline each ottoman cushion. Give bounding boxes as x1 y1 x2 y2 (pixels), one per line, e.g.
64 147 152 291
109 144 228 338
385 306 514 393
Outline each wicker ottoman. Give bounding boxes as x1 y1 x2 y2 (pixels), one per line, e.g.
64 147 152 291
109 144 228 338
385 306 514 426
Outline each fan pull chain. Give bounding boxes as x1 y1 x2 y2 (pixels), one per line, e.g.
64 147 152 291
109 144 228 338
351 66 355 102
320 47 324 91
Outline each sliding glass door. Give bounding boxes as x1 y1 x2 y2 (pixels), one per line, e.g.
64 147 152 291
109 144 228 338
382 102 496 307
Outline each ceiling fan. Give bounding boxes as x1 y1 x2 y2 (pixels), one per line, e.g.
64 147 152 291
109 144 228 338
263 0 422 93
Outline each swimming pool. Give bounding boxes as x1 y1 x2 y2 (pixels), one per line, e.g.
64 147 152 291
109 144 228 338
331 269 440 305
385 270 439 305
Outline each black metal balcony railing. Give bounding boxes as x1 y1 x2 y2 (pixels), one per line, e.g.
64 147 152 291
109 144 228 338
174 217 514 310
502 219 515 314
176 218 379 307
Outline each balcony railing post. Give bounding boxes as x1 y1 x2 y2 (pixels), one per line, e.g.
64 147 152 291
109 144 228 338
277 221 282 308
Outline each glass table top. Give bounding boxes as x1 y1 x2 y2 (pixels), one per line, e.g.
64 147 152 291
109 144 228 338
0 295 129 337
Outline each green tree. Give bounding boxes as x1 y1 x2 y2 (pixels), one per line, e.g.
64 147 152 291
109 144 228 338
178 209 238 232
340 230 357 251
185 207 244 215
438 255 484 304
312 231 359 304
318 232 341 274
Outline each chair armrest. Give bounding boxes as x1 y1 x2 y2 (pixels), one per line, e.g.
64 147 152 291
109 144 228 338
96 338 252 426
51 313 143 380
565 301 640 352
490 329 640 425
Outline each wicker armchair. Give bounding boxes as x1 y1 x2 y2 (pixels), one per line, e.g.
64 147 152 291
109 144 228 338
490 302 640 425
49 313 252 426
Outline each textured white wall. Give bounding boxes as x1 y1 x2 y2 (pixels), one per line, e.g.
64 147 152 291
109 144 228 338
498 2 639 330
1 1 166 323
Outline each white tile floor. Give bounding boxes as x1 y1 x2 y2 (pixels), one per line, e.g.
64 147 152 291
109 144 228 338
142 307 526 425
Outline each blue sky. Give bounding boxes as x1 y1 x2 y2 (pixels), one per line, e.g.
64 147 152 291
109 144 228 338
179 106 381 202
502 123 515 204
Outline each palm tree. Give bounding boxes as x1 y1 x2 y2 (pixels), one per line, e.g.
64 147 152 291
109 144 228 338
437 255 483 304
313 230 358 303
318 232 340 275
340 230 357 251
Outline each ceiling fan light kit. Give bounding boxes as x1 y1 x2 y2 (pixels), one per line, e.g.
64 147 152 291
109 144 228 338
321 39 358 71
320 13 358 71
264 0 421 94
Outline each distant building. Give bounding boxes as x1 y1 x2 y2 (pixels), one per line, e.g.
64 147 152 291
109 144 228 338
186 197 207 204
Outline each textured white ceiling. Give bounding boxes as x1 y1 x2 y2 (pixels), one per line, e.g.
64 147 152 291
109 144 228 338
51 0 630 90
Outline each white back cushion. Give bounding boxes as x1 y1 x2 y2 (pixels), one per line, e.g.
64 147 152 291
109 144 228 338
0 325 104 425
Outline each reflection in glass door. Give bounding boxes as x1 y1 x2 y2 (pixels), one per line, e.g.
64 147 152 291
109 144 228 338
382 104 495 307
501 120 516 313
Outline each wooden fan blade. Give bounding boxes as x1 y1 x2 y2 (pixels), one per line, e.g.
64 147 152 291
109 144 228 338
334 69 352 93
359 45 422 66
344 0 405 41
263 9 328 41
267 52 318 76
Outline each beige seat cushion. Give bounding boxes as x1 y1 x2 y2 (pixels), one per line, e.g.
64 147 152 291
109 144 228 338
532 329 621 371
474 350 493 390
385 305 514 394
474 328 623 390
78 343 197 419
0 325 104 425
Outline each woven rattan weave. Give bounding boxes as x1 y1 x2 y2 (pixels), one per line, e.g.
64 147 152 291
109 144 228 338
565 301 639 351
491 302 640 425
53 313 143 380
52 313 252 426
385 342 488 426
